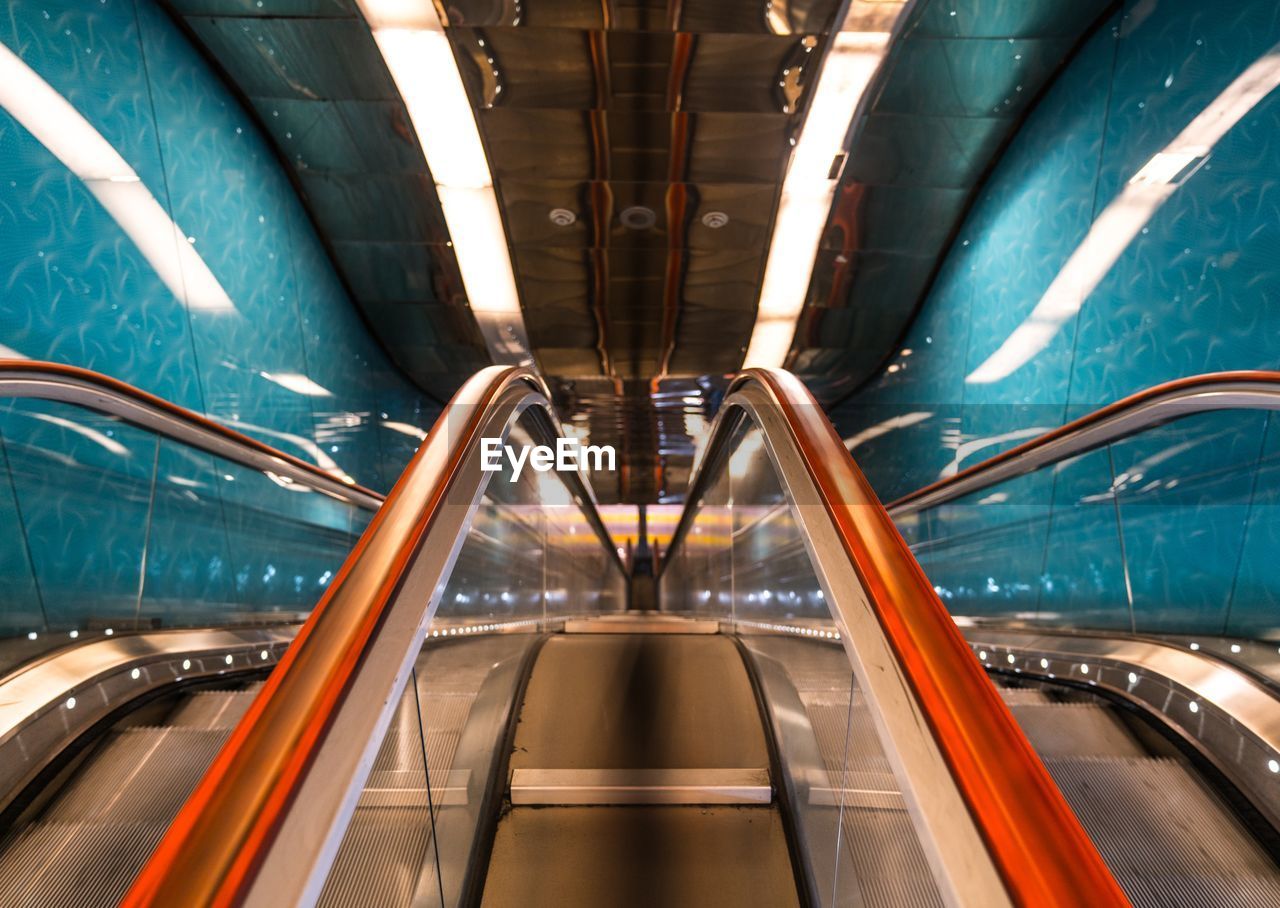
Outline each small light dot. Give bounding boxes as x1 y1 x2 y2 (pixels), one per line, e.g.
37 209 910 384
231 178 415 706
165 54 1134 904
182 659 192 671
66 697 76 709
979 650 988 661
1189 701 1199 713
1190 642 1200 651
1268 759 1279 773
1080 664 1090 674
225 654 234 665
130 668 141 680
1128 672 1138 684
1006 654 1015 664
260 650 269 661
1040 658 1049 669
27 632 37 641
104 628 114 636
69 630 79 639
1230 644 1241 654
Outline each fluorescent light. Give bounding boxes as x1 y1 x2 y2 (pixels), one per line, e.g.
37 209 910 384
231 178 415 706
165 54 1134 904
436 186 521 314
0 42 236 313
259 371 333 397
967 43 1280 385
382 419 427 440
743 28 894 368
356 2 531 359
373 29 491 190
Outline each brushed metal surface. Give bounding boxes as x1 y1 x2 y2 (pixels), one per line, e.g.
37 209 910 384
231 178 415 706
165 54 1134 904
509 767 771 805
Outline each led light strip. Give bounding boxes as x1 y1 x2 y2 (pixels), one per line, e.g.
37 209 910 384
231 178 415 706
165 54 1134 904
733 617 842 641
355 1 533 366
742 18 897 368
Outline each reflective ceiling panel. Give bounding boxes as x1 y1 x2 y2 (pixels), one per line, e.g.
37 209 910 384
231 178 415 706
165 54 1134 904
163 0 490 402
160 0 1120 503
787 0 1116 404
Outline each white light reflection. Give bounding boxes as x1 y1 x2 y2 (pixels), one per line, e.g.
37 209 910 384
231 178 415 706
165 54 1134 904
31 413 129 456
843 411 933 452
355 1 530 362
744 27 894 368
217 417 356 485
0 42 236 313
259 372 333 397
383 420 427 441
968 43 1280 384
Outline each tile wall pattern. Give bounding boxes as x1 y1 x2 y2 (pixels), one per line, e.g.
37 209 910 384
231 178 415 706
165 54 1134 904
830 0 1280 637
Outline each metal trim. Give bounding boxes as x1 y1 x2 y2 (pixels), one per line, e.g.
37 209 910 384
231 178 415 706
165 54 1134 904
962 625 1280 831
509 768 772 805
888 371 1280 516
124 366 623 908
0 626 296 815
0 359 384 510
662 368 1127 908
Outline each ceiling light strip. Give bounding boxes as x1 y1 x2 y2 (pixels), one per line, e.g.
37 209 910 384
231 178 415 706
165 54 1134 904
356 1 532 366
743 17 899 369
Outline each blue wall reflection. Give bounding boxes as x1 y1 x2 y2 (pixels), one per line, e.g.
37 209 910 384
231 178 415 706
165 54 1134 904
0 0 436 641
831 0 1280 638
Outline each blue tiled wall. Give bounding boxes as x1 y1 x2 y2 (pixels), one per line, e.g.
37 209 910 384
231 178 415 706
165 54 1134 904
831 0 1280 638
0 0 439 639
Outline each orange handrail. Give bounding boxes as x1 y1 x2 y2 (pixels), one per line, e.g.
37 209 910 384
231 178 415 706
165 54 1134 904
0 358 383 507
889 370 1280 513
725 369 1128 906
122 366 543 906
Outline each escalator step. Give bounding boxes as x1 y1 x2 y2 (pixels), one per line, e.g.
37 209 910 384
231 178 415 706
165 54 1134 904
45 727 230 823
165 690 257 729
1009 703 1146 758
0 821 165 908
804 698 895 777
1115 871 1280 908
1044 755 1280 900
317 808 434 908
997 686 1052 706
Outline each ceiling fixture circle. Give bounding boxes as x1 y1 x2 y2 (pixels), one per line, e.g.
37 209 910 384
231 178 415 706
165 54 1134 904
549 208 577 226
701 211 729 229
619 206 657 230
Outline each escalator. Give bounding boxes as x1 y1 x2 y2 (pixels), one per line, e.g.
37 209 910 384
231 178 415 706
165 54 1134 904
481 627 801 908
0 363 1279 906
0 680 262 904
993 679 1280 905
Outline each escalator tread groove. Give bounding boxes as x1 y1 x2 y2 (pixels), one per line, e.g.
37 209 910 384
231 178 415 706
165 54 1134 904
165 690 257 729
47 727 231 823
1045 755 1280 898
0 821 165 908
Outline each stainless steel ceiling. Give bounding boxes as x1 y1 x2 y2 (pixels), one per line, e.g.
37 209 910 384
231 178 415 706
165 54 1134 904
788 0 1115 403
161 0 1113 503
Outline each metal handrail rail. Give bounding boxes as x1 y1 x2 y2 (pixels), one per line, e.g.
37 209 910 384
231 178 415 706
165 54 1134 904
662 368 1127 907
887 370 1280 517
122 365 623 905
0 359 384 510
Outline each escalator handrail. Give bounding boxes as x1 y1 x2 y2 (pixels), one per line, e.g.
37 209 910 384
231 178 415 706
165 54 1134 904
664 368 1128 907
122 365 622 906
887 370 1280 516
0 358 383 510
